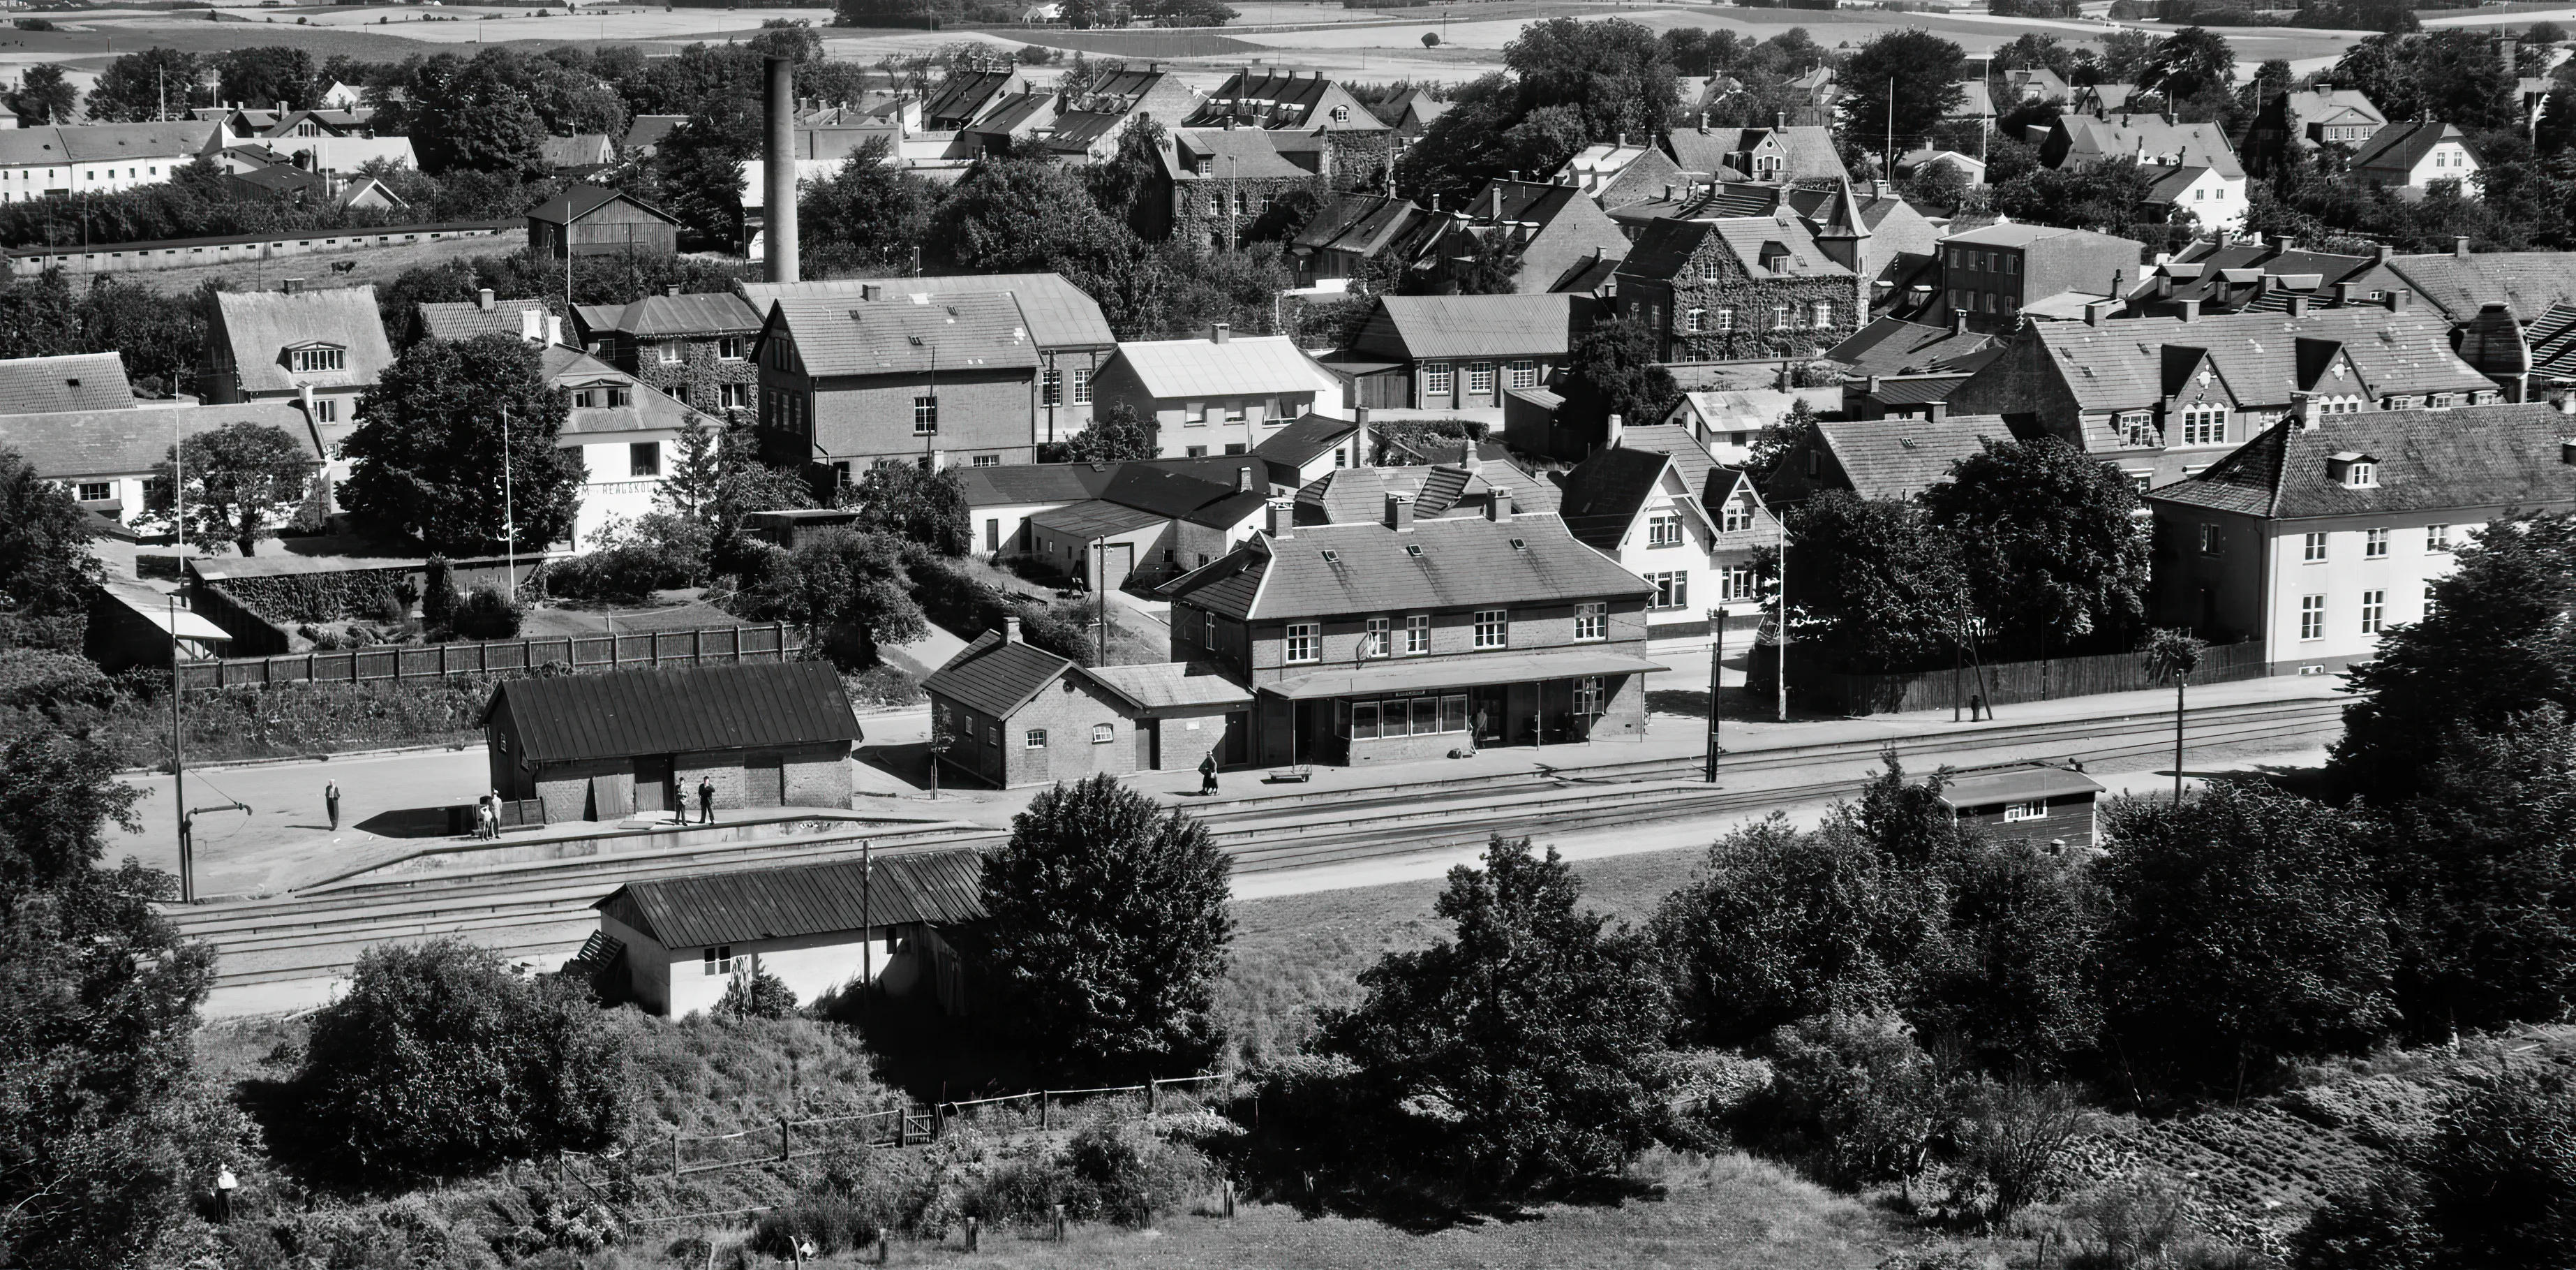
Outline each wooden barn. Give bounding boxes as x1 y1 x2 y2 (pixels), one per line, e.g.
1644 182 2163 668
1935 764 2106 850
481 662 859 824
586 850 985 1017
528 185 680 259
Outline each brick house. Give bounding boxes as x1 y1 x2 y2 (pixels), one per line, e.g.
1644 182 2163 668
754 291 1041 475
1329 293 1589 413
572 289 764 422
1934 222 2145 334
1030 66 1205 162
1147 128 1329 250
200 284 394 507
1289 191 1434 288
1183 68 1394 189
923 618 1254 786
1159 506 1662 766
1090 324 1348 459
1611 178 1938 312
1415 179 1631 295
2145 404 2576 673
1611 205 1866 362
1944 299 2503 489
481 662 858 824
2241 83 2387 176
1024 462 1270 591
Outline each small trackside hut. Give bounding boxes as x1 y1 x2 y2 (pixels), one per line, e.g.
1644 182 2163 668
1935 764 2107 850
589 850 986 1017
482 662 861 824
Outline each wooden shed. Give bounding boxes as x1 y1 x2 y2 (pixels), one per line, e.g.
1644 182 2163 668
482 661 859 823
588 850 985 1017
1935 764 2107 850
528 185 680 259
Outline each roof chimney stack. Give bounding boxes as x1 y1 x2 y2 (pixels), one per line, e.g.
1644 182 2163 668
2455 235 2472 259
1237 464 1253 492
2177 299 2199 323
477 287 494 311
1952 307 1969 337
1004 616 1022 643
2288 293 2309 317
1266 499 1293 538
2387 289 2412 311
1605 411 1625 450
1210 322 1230 344
1385 492 1413 531
1487 485 1512 522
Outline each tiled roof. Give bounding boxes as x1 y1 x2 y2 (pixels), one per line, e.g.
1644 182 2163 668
2383 251 2576 322
2055 116 2243 178
1293 465 1475 524
1030 498 1167 536
956 462 1118 508
215 286 396 395
2145 164 2217 204
1082 661 1255 711
923 629 1073 718
2351 120 2463 178
1827 318 2000 377
769 292 1038 376
418 295 553 343
541 134 614 168
1816 414 2009 501
1354 293 1580 360
1107 334 1337 400
542 344 699 436
481 661 859 764
1165 128 1312 180
0 401 316 478
597 850 985 950
623 115 687 153
922 70 1020 124
1291 192 1429 258
2145 405 2576 519
1665 124 1847 182
1860 374 1969 406
1161 512 1648 621
588 292 763 339
0 353 133 415
1556 445 1670 549
0 121 218 168
1619 424 1771 531
2020 306 2489 411
1254 413 1362 466
1616 212 1850 285
742 274 1112 350
2279 85 2385 131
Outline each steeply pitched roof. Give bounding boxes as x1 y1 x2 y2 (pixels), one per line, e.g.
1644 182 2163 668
1665 124 1848 183
1815 414 2009 501
1827 318 2000 378
921 69 1022 124
214 286 396 395
768 292 1039 377
596 850 985 949
2351 120 2469 179
0 401 317 478
2145 405 2576 519
623 115 687 154
1556 445 1672 549
1165 127 1313 180
1352 293 1580 360
1106 334 1336 400
922 628 1074 718
2383 251 2576 322
1161 512 1647 620
1292 192 1430 258
1185 69 1385 131
417 295 553 343
2013 305 2489 411
2053 115 2243 178
1617 423 1768 528
482 662 858 764
742 274 1112 350
0 353 133 415
542 344 700 436
541 134 614 169
1615 212 1851 285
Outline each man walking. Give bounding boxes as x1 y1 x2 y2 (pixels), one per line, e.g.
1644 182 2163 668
697 776 715 825
323 780 341 832
214 1164 237 1223
1198 750 1219 797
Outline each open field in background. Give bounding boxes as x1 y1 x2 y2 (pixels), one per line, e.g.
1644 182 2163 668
63 228 521 297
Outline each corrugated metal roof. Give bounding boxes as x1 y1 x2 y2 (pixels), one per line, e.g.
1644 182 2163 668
484 662 859 764
0 353 133 415
1108 334 1340 400
598 849 987 949
1937 765 2105 808
922 630 1075 718
592 292 763 338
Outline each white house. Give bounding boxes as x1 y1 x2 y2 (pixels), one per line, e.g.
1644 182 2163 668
1556 421 1781 650
1659 387 1840 467
1090 325 1350 460
0 401 320 528
0 121 221 203
543 344 702 549
2148 163 2247 233
590 852 984 1018
2353 121 2482 199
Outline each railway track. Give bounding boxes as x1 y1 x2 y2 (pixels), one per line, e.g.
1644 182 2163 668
181 695 2346 999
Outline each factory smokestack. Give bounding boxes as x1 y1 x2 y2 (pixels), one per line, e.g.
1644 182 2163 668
764 56 799 285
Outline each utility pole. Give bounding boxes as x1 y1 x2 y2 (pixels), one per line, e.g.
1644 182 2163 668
170 595 191 904
1704 607 1725 783
1094 538 1107 664
1775 518 1788 723
500 406 516 600
1884 77 1894 188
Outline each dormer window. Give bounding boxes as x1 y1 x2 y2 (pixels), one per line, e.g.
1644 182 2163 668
289 345 345 373
1330 105 1349 123
2330 451 2378 487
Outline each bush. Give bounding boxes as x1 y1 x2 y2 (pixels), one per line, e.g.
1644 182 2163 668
0 648 112 711
448 584 523 640
548 512 713 603
1741 1011 1941 1192
292 939 630 1186
714 966 798 1019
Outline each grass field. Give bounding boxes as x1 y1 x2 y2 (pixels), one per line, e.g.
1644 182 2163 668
66 228 519 298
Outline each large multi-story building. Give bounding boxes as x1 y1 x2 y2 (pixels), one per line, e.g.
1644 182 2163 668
1935 222 2145 333
0 121 221 203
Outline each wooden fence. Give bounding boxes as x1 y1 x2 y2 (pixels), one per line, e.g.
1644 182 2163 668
1791 638 2272 717
174 623 804 691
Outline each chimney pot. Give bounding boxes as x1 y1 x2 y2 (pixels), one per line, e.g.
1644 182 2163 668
1952 307 1969 337
2277 236 2295 253
477 287 494 311
1211 323 1230 344
1775 111 1786 129
666 283 680 297
1004 615 1022 643
1237 464 1253 492
2374 242 2392 264
2084 300 2113 327
2335 281 2357 306
1605 411 1625 449
1866 374 1882 394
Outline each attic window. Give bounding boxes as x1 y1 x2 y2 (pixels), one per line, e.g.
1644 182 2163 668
1510 538 1526 550
908 335 925 346
1405 543 1424 558
1319 549 1340 563
2330 452 2379 487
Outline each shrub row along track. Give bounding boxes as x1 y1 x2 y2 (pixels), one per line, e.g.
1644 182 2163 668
177 697 2343 1006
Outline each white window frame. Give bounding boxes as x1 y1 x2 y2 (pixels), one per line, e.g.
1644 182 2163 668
2180 406 2227 447
2300 594 2326 641
2360 589 2385 634
1721 502 1754 533
1364 616 1391 658
1404 614 1429 654
1466 362 1495 395
1473 609 1507 649
1647 511 1683 547
1505 359 1538 390
1650 572 1688 610
1574 602 1606 641
2303 532 2326 562
1422 362 1454 396
912 394 939 435
2365 528 2389 559
1286 621 1321 663
2427 524 2451 552
1091 723 1114 744
2002 800 2046 822
1071 367 1093 405
702 945 735 976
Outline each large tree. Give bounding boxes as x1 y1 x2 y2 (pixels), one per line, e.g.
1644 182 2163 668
87 49 205 122
1838 30 1968 163
1557 313 1678 442
801 138 935 275
2335 513 2576 800
729 529 925 667
1323 835 1667 1198
215 46 318 113
1503 18 1678 156
2294 1067 2576 1269
1918 436 2151 658
405 52 550 177
146 421 313 556
6 65 75 127
840 462 969 557
341 334 585 554
978 774 1233 1080
0 448 101 651
1782 491 1965 673
2094 784 2397 1095
2137 27 2235 117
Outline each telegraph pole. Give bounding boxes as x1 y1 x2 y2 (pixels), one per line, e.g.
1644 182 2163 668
1704 607 1725 783
500 406 516 599
170 596 191 903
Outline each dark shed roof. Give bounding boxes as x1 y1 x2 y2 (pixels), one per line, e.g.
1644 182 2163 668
596 849 986 949
921 630 1074 718
482 662 858 764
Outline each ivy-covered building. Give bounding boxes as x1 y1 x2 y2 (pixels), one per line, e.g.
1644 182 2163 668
1609 191 1867 362
1147 128 1330 251
572 290 764 424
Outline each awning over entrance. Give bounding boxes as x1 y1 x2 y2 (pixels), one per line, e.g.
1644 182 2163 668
1262 650 1670 700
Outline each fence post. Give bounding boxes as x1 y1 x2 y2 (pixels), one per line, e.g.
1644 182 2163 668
1051 1204 1065 1241
780 1116 791 1162
964 1216 978 1252
1223 1176 1235 1218
895 1107 907 1149
1148 1078 1158 1114
670 1130 680 1177
692 628 703 666
1040 1091 1049 1130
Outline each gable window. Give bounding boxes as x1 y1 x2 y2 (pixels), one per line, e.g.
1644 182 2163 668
1422 362 1454 396
2360 589 2386 634
1365 616 1391 658
290 346 345 373
1506 359 1538 390
1286 622 1320 663
2115 411 2157 446
2365 528 2389 558
2303 531 2327 562
1473 609 1508 648
1649 572 1688 609
2180 406 2227 446
1722 501 1755 532
912 395 939 434
629 442 661 478
1405 614 1429 654
1574 602 1607 640
1330 104 1350 122
1647 511 1683 546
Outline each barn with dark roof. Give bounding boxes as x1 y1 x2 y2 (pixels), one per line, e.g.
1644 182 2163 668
481 662 860 824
